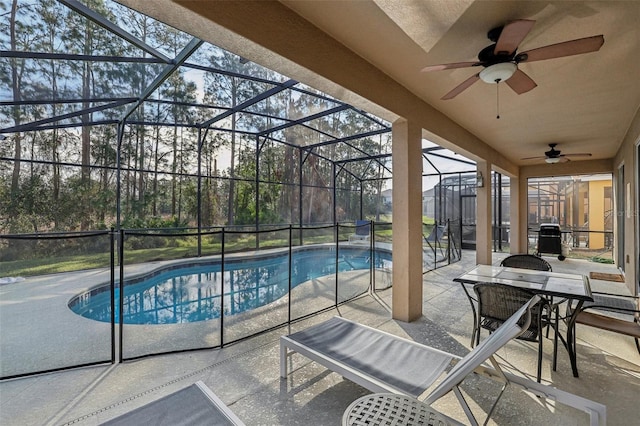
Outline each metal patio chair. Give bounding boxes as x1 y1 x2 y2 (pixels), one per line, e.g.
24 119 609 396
500 254 552 271
500 254 558 339
473 282 554 382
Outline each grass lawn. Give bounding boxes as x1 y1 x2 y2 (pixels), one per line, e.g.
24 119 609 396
0 231 373 277
1 222 428 278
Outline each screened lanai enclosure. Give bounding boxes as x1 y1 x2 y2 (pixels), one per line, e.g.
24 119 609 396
2 0 396 235
0 0 472 257
1 0 466 379
422 170 614 260
0 0 620 382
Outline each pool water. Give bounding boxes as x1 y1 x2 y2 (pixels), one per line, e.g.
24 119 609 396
69 247 391 325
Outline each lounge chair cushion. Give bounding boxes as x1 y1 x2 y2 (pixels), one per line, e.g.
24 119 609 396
101 381 244 426
287 317 452 398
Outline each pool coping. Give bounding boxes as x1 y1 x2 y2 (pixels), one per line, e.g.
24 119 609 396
0 242 391 378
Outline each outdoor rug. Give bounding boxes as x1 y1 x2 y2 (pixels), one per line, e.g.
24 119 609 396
100 381 245 425
589 272 625 283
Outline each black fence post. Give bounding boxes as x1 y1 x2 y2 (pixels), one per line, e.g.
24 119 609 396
335 223 339 307
369 220 374 292
118 229 125 363
110 228 115 364
447 219 451 266
288 224 293 325
220 228 225 347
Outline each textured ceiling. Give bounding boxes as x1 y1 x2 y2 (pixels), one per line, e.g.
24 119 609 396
280 0 640 165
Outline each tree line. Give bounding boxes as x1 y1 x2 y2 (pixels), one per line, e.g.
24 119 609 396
0 0 391 236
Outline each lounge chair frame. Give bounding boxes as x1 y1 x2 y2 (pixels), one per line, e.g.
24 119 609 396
193 381 246 426
280 297 606 426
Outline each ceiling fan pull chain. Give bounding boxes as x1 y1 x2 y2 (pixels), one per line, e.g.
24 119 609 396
496 80 500 119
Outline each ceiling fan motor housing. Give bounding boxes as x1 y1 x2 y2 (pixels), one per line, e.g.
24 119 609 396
545 144 561 158
478 26 520 84
478 44 515 65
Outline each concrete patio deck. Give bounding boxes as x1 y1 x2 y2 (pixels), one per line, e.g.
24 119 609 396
1 251 638 425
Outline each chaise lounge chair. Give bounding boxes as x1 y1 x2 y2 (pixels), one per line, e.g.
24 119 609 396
100 381 245 426
348 220 371 244
280 296 606 426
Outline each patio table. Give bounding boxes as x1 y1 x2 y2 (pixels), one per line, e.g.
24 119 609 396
454 264 593 378
342 393 461 426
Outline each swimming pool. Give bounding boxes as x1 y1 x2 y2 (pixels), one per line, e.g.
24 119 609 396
69 246 391 325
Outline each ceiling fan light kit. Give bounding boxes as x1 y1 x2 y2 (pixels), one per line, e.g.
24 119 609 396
479 62 516 83
545 157 561 164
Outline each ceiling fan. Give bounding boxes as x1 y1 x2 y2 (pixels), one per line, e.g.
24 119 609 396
521 143 592 163
422 20 604 100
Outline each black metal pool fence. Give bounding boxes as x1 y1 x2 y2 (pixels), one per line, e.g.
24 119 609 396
0 220 460 380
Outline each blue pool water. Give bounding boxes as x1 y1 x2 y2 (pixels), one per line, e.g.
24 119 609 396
69 247 391 325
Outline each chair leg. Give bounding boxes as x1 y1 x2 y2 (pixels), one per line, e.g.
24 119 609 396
537 330 543 383
474 315 482 347
453 386 480 426
553 311 559 371
546 297 554 339
635 319 640 355
470 316 479 348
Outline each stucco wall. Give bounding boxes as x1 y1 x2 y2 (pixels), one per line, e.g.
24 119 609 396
614 107 640 295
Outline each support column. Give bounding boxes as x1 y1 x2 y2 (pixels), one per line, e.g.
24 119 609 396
475 161 492 265
509 175 523 253
391 119 423 322
519 174 530 253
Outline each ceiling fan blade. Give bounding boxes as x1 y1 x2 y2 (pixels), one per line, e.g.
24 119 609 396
421 62 479 72
521 155 571 163
494 19 536 55
506 69 537 94
518 35 604 62
522 152 592 161
561 153 592 158
441 74 480 100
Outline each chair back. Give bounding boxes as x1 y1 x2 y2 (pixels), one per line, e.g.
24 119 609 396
474 283 546 341
500 254 552 271
425 295 541 404
355 220 370 236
